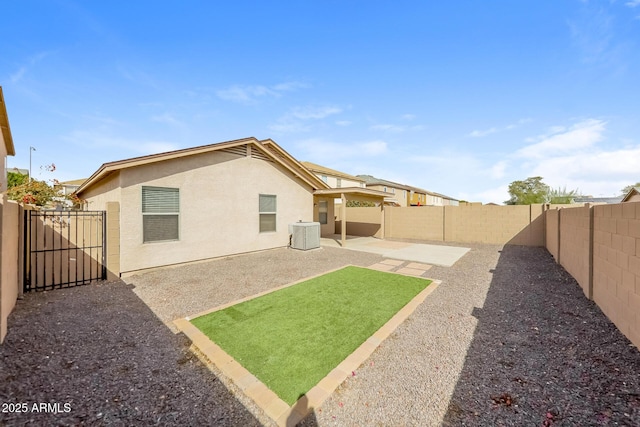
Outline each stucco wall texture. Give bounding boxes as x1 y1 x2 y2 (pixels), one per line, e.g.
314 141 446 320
84 151 314 274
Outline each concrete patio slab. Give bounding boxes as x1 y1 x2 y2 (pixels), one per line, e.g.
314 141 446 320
321 236 470 267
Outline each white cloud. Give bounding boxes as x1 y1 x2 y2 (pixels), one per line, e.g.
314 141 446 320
370 123 424 133
290 106 341 120
468 118 532 138
371 124 406 132
216 81 307 104
62 130 180 156
469 127 498 137
295 138 388 163
490 161 507 179
626 0 640 8
335 120 351 126
8 51 53 84
269 105 342 133
515 119 606 159
151 113 185 127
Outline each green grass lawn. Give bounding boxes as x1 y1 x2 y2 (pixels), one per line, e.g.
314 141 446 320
191 266 431 405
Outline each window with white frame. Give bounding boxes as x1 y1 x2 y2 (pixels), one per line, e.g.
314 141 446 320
259 194 277 232
321 175 327 183
337 178 342 188
142 186 180 243
318 200 328 224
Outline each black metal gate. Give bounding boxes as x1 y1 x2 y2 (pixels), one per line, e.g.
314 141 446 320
24 210 107 292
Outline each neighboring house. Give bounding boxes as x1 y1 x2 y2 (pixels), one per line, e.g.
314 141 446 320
0 87 15 191
574 196 624 205
622 187 640 203
76 137 385 275
426 190 459 206
406 185 428 206
60 178 86 196
301 161 366 190
356 175 459 207
356 175 412 207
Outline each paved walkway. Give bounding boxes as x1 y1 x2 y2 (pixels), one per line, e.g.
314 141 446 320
321 235 470 267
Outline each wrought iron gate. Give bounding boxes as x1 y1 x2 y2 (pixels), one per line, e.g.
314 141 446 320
24 210 106 292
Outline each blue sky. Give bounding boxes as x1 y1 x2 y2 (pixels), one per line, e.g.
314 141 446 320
2 1 639 203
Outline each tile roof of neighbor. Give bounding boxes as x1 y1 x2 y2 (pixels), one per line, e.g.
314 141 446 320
0 86 15 156
301 161 365 182
574 196 624 204
356 174 458 201
60 179 87 186
76 137 329 195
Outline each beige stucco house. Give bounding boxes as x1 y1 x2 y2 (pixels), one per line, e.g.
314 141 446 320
76 137 385 276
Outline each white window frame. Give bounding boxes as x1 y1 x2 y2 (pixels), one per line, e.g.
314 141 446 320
259 194 277 233
142 186 180 243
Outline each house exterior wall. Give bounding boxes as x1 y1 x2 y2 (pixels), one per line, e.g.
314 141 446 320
84 151 314 274
0 198 20 343
0 135 7 192
82 171 121 210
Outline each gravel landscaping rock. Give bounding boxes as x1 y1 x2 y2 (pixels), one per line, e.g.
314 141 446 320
2 243 639 426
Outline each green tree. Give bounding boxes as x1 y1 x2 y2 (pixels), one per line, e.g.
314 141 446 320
621 182 640 195
346 200 376 207
505 176 550 205
548 186 580 204
7 170 29 188
6 179 62 206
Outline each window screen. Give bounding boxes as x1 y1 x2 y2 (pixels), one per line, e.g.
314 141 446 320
142 186 179 242
259 194 276 232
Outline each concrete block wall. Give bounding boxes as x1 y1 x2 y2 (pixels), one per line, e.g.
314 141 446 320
335 206 382 238
105 202 121 280
340 204 546 246
558 206 592 298
546 209 560 261
592 202 640 346
385 206 444 241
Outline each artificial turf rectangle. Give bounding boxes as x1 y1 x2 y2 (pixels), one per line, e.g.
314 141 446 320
191 265 431 405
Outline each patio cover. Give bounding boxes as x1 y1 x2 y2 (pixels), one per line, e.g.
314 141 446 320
313 187 388 247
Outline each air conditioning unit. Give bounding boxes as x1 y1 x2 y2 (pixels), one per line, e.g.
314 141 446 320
289 222 321 250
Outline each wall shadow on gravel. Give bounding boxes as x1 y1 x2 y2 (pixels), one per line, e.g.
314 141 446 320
441 245 640 426
0 280 261 426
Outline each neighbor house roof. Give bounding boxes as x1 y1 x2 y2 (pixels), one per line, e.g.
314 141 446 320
301 161 365 183
621 187 640 202
0 87 15 156
356 175 413 191
60 178 87 186
77 137 329 195
574 196 624 204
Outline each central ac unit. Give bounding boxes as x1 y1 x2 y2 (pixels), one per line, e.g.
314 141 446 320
289 222 321 250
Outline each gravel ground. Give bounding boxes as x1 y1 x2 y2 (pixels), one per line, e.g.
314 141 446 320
2 243 639 426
